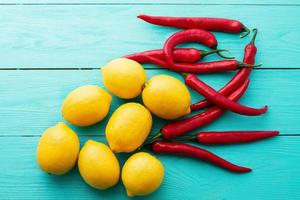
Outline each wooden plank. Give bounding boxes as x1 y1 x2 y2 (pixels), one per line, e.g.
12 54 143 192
1 1 300 5
0 136 299 199
0 5 300 68
1 69 299 136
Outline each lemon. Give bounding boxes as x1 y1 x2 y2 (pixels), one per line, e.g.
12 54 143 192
102 58 146 99
122 152 164 197
142 74 191 120
78 140 120 190
105 103 152 153
62 85 112 126
36 122 80 175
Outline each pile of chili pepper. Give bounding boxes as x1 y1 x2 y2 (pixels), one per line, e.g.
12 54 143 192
123 15 279 173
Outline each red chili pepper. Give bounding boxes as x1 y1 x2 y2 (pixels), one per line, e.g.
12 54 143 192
185 73 267 116
152 141 251 173
160 79 250 140
124 48 224 63
144 56 257 74
190 29 258 111
182 130 279 145
163 29 232 66
243 29 258 65
138 14 250 38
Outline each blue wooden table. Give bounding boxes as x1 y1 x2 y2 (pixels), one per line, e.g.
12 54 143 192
1 1 300 199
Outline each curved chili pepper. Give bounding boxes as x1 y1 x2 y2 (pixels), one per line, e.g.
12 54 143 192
190 29 258 111
180 130 279 145
185 73 267 116
124 48 224 63
138 14 250 38
163 29 232 66
152 141 251 173
159 79 249 140
145 57 257 74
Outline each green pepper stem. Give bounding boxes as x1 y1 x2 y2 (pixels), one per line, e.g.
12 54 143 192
201 49 229 58
211 46 235 59
240 25 251 38
141 132 163 148
181 72 189 78
172 135 197 142
250 28 258 45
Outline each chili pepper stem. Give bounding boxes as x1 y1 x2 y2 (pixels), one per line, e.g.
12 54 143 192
151 132 163 142
237 62 262 68
240 25 251 38
173 135 197 142
139 142 153 150
212 47 235 59
142 132 163 148
250 28 258 45
201 49 229 57
181 72 189 78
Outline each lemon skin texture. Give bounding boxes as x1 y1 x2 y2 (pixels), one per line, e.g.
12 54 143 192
36 122 80 175
142 74 191 120
62 85 112 126
105 102 152 153
78 140 120 190
122 152 164 197
102 58 146 99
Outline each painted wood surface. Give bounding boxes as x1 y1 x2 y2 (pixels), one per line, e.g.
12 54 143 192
0 1 299 200
0 136 299 200
0 5 300 68
1 69 299 136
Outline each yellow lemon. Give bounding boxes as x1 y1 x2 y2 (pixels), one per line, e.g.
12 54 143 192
142 74 191 120
78 140 120 190
62 85 112 126
101 58 146 99
105 103 152 153
36 122 80 175
122 152 164 197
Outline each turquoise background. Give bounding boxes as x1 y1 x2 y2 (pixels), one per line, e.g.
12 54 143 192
0 0 299 199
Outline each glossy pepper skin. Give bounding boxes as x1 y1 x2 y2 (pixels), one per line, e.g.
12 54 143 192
185 73 267 116
195 131 279 145
190 29 258 111
163 29 220 66
124 48 219 63
190 68 251 111
144 56 251 74
138 14 250 37
161 79 249 139
152 141 251 173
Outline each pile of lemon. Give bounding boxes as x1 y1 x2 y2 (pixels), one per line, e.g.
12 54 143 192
36 58 191 197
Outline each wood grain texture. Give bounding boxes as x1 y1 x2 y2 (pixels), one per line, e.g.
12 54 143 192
0 5 300 68
0 69 299 136
0 1 299 200
0 136 299 200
